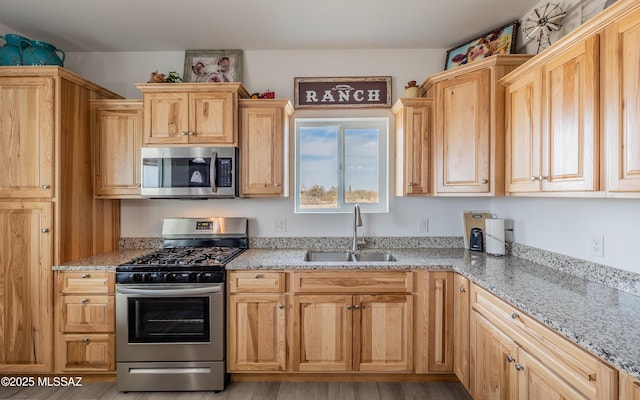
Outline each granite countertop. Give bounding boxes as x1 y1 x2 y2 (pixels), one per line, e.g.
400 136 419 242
54 246 640 379
51 249 152 271
227 248 640 379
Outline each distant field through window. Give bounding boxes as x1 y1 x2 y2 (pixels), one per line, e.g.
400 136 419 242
295 118 388 213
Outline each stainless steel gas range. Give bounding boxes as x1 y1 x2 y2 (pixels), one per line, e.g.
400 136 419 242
115 217 247 392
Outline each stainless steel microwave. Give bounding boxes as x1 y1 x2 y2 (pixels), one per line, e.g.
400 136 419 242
141 147 238 199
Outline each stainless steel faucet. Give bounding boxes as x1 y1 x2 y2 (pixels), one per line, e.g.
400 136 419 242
352 203 363 252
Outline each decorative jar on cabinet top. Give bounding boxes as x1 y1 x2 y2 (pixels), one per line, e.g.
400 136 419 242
0 34 31 66
21 39 65 66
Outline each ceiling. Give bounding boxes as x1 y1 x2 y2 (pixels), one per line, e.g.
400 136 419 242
0 0 541 52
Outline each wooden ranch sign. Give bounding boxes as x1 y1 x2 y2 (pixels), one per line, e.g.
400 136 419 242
294 76 392 109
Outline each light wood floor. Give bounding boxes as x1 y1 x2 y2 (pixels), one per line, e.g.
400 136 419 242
0 381 472 400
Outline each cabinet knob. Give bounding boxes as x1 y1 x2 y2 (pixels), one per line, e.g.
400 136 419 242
408 182 416 187
42 184 51 189
514 363 524 371
82 337 90 344
346 305 353 310
353 304 361 310
181 131 188 136
81 274 90 279
81 298 89 304
481 179 488 184
530 176 538 181
510 312 519 320
459 287 466 293
274 183 281 187
278 304 285 310
538 175 548 181
136 183 141 188
188 131 195 136
506 354 515 363
41 228 50 233
254 274 261 279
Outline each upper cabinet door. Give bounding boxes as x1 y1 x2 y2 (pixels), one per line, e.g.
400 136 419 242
542 35 600 192
605 7 640 194
505 68 543 193
393 98 432 196
435 69 491 194
0 77 55 198
143 92 189 144
189 91 235 144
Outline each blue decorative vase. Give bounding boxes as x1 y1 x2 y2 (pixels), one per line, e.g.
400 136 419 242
21 39 65 66
0 34 31 66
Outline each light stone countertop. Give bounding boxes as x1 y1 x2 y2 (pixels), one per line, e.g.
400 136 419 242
53 246 640 380
227 248 640 380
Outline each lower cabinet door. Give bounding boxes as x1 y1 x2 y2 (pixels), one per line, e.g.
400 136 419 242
228 294 287 371
56 334 114 372
355 294 413 372
292 294 353 372
470 311 518 400
517 349 588 400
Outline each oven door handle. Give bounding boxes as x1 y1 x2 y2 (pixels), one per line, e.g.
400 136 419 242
116 286 222 296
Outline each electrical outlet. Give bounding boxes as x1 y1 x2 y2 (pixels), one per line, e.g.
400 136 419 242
590 235 604 257
419 218 429 233
274 218 287 233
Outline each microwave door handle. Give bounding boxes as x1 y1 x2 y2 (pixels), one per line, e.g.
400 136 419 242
210 151 217 192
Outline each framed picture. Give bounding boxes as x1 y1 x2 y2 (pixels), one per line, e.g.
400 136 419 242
183 49 243 83
444 20 519 70
294 76 392 109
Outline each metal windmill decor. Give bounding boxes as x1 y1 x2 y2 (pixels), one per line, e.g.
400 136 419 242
522 3 567 53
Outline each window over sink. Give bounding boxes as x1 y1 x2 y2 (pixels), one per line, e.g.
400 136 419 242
294 117 388 213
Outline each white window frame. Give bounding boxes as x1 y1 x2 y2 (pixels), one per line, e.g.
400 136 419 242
294 117 389 214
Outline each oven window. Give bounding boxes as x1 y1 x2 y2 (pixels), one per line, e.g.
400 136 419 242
127 297 210 343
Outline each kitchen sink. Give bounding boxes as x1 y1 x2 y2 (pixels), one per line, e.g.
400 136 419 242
303 251 397 262
303 251 354 262
353 252 397 262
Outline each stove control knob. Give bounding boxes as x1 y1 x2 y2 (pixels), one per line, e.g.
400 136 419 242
198 272 209 282
132 273 142 282
143 273 153 282
188 273 198 282
166 273 177 282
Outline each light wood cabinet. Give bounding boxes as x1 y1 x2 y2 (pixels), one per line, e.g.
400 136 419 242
91 100 143 198
227 271 287 372
239 99 293 197
0 67 121 373
425 56 532 196
620 372 640 400
136 83 248 145
453 273 470 389
291 271 413 372
292 293 413 372
392 98 432 196
604 5 640 195
0 76 55 199
56 271 115 373
228 294 287 372
542 35 600 192
470 311 518 400
505 37 600 194
0 201 53 373
470 284 618 400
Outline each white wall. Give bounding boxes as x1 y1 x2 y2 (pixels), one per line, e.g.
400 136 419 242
60 16 639 276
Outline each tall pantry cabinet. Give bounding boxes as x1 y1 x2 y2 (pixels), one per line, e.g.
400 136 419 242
0 67 121 372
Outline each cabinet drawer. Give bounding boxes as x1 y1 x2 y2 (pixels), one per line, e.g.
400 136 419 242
228 271 286 293
58 271 114 294
59 295 115 333
292 271 412 293
56 334 115 372
471 284 617 400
